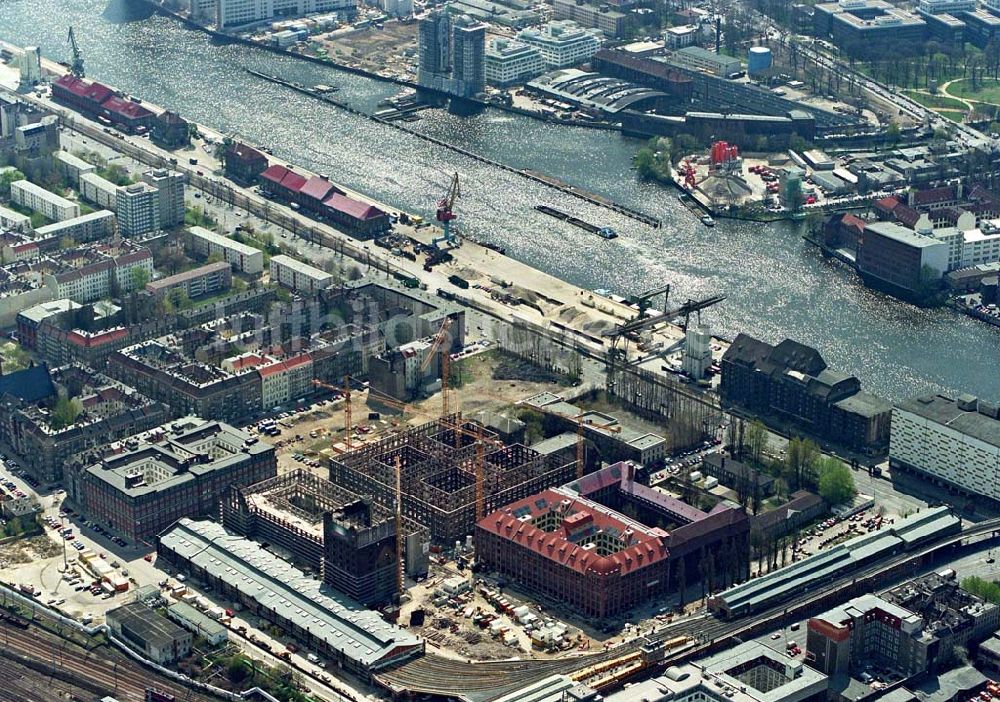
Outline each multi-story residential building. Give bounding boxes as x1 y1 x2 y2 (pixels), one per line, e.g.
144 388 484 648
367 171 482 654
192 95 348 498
54 151 96 187
34 210 116 244
417 10 486 97
452 16 486 98
13 116 59 157
145 261 233 301
890 392 1000 499
485 39 544 86
258 352 313 409
187 226 264 275
809 572 999 678
116 182 161 237
80 172 118 211
720 334 892 452
141 169 185 229
79 416 276 542
10 179 80 222
215 0 355 29
0 364 169 484
269 254 334 293
0 204 31 234
190 0 218 23
551 0 629 38
664 24 701 49
517 20 602 69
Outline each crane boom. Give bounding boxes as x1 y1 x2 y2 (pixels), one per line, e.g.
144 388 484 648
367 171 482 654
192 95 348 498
68 27 85 78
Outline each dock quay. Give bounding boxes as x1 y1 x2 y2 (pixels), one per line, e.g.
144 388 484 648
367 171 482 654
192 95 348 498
534 205 618 239
246 69 663 229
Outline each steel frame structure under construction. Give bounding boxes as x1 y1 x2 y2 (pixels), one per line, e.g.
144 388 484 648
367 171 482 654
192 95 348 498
328 414 578 546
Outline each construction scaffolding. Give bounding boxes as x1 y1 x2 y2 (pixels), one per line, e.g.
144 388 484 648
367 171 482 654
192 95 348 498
328 415 579 546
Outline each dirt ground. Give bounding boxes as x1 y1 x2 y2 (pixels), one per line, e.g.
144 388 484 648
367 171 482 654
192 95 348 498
318 21 418 75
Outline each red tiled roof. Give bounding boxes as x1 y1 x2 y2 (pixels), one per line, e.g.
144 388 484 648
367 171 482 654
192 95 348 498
259 353 312 378
260 165 291 184
323 193 385 221
66 328 128 348
54 74 114 104
893 204 921 228
912 185 955 207
874 196 899 213
101 96 154 121
477 489 668 577
299 176 336 202
227 142 266 164
229 354 267 372
840 213 866 235
279 170 307 192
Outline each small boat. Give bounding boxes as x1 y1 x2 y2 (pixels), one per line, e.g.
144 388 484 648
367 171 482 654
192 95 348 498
701 215 716 227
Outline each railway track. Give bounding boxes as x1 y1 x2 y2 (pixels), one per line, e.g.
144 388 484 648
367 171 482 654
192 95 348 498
379 517 1000 701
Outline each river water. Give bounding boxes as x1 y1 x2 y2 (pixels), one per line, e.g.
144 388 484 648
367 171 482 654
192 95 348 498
0 0 997 401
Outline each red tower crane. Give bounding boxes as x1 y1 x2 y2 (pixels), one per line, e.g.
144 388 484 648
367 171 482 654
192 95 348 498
432 172 460 248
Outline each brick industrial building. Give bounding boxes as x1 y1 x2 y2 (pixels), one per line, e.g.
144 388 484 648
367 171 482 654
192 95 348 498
720 334 892 452
328 415 579 546
223 469 429 606
475 462 749 618
78 416 276 543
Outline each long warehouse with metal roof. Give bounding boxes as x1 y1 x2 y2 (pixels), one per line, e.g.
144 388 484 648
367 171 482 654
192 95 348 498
157 518 424 677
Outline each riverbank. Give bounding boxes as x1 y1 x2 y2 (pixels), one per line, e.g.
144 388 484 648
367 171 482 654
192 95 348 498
0 42 703 367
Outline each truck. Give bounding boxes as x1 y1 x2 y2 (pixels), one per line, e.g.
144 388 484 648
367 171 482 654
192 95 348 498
448 274 470 290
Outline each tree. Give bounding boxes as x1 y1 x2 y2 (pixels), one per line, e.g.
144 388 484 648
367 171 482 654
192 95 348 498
0 169 25 198
784 437 819 491
130 267 150 292
745 420 768 469
886 120 901 145
50 396 83 431
227 656 251 684
962 576 1000 604
817 457 855 505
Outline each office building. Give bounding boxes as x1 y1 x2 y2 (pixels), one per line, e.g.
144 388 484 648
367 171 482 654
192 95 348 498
666 46 742 77
857 220 948 301
116 182 161 237
157 518 424 676
485 39 544 86
720 334 892 452
551 0 629 37
141 169 185 228
517 20 602 69
187 226 264 274
79 416 276 542
813 0 927 59
10 180 80 222
665 24 701 49
890 392 1000 500
215 0 356 29
107 602 192 664
602 641 828 702
190 0 218 22
224 470 429 606
477 461 748 618
269 254 334 293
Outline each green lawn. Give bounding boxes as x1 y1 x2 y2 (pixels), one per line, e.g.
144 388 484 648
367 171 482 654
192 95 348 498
948 78 1000 105
902 90 968 112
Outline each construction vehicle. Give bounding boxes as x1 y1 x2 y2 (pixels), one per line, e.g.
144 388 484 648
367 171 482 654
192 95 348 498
431 173 460 248
68 27 85 78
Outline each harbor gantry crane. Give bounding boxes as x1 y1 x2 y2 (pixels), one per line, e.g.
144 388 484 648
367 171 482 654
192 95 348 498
68 27 85 78
431 172 460 248
628 284 671 320
420 316 455 420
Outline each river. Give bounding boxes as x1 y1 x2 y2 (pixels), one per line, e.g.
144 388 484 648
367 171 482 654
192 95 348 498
0 0 997 401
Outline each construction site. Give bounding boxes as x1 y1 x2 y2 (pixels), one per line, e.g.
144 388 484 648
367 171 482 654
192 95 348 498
327 414 580 547
223 468 430 607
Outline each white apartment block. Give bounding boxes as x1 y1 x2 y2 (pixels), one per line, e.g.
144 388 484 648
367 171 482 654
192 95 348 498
10 180 80 222
485 39 545 86
0 205 31 233
35 210 116 244
116 183 161 237
142 169 186 229
55 151 96 187
188 226 264 275
216 0 354 28
890 393 1000 499
269 254 333 293
80 172 119 211
925 213 1000 272
517 20 602 69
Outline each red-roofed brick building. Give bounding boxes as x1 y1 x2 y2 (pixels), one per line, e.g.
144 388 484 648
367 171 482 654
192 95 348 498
260 165 308 202
224 142 269 186
52 75 114 116
322 193 390 238
296 176 344 213
476 462 750 617
99 95 155 133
